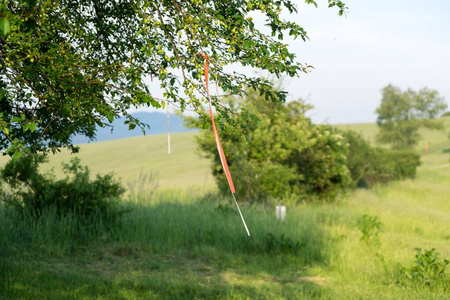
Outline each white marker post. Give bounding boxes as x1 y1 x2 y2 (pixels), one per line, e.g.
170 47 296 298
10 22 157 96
167 100 170 155
276 205 286 221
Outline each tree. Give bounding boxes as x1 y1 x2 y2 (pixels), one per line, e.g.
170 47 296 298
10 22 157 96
376 85 447 150
0 0 347 157
187 87 350 202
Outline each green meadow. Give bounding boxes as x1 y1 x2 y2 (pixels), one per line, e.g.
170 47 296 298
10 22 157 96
36 131 214 190
1 119 450 299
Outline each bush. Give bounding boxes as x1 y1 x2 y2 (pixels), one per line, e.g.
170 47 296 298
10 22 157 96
342 130 420 187
389 150 421 179
397 248 450 291
190 88 350 203
357 214 383 247
0 155 124 219
265 233 305 256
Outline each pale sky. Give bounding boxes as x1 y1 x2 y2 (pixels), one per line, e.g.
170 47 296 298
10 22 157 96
285 0 450 124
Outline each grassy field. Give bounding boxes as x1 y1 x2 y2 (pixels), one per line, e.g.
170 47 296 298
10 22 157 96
0 131 214 190
1 119 450 299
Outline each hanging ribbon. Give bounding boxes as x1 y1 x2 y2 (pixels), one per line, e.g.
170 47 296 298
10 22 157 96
201 54 250 236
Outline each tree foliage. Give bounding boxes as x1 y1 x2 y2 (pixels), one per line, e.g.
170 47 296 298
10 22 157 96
376 85 447 150
188 87 350 202
0 0 346 156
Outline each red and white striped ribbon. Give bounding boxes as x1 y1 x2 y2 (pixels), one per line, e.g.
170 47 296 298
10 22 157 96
201 54 250 236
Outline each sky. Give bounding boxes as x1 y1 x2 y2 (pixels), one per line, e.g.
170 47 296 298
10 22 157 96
283 0 450 124
137 0 450 125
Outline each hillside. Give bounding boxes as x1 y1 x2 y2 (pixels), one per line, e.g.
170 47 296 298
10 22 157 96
48 131 213 189
1 118 449 190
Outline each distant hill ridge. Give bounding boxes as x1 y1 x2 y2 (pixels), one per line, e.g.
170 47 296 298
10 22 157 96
72 112 196 144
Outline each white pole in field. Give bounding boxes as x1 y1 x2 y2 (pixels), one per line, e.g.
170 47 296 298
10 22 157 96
167 100 171 155
276 205 286 221
280 206 286 221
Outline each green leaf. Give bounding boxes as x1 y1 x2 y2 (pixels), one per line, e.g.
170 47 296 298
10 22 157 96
106 113 114 123
12 151 22 160
244 40 252 51
11 117 23 122
29 122 37 132
0 17 11 36
150 99 162 109
248 20 254 30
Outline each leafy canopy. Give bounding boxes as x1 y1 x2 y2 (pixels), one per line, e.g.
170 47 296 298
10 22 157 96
0 0 346 157
376 85 447 150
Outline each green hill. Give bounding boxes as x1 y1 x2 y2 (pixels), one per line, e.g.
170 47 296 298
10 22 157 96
0 131 214 190
1 118 449 190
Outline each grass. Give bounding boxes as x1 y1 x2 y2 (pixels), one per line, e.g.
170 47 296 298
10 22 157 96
1 119 450 299
1 191 334 299
2 177 450 299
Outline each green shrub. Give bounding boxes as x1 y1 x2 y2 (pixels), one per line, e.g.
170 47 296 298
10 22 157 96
357 214 383 247
342 130 420 187
0 155 124 219
397 248 450 291
389 150 421 179
341 130 375 187
190 89 350 203
265 233 305 255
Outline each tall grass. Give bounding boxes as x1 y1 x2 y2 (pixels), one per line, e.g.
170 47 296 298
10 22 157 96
2 180 450 299
0 189 339 299
0 189 332 264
